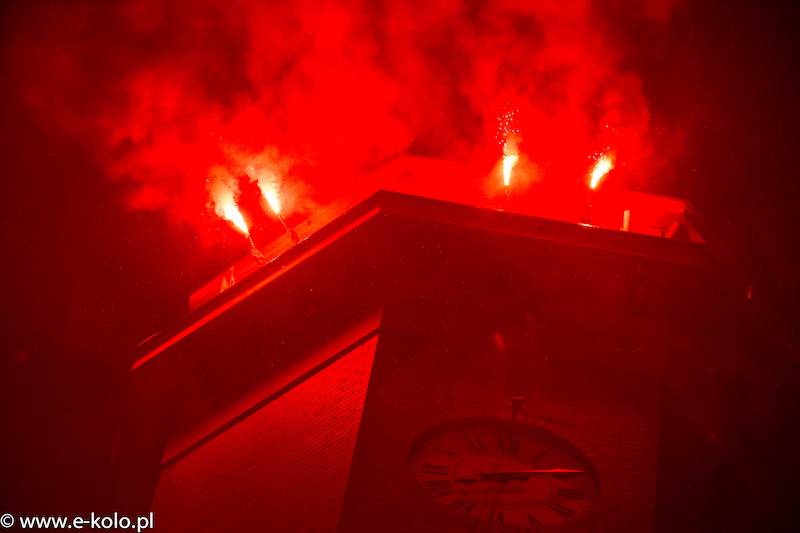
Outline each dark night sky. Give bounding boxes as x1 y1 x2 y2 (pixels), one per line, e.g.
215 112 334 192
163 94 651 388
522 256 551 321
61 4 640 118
1 0 798 515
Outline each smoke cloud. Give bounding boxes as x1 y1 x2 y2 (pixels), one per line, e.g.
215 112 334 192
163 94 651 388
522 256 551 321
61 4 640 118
4 0 684 242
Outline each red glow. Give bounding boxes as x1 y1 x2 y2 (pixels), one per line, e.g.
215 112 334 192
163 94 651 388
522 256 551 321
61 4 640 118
6 1 682 246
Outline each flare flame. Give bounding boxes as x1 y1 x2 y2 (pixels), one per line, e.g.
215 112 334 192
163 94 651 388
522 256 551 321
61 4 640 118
502 143 519 189
589 152 615 190
220 202 249 235
261 185 282 215
246 165 283 216
209 175 250 235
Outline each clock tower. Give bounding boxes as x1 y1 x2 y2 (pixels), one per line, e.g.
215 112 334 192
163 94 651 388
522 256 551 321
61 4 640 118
116 158 794 532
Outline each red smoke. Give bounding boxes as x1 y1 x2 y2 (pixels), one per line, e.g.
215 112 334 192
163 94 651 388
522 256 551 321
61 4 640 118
4 0 684 244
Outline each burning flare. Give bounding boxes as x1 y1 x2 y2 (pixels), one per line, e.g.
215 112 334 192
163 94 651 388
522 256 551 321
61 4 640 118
261 184 282 216
502 141 519 189
245 164 299 244
209 176 250 235
245 165 283 216
589 151 615 190
209 174 266 262
221 202 249 235
497 106 521 192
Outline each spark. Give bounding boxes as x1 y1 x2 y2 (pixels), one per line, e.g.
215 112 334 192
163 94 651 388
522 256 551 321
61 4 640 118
497 105 521 197
496 106 521 146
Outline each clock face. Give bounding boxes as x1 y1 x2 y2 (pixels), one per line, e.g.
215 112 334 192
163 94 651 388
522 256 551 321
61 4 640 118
410 415 599 530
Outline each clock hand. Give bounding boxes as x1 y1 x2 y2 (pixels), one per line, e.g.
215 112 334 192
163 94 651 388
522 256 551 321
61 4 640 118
453 469 586 484
485 468 586 475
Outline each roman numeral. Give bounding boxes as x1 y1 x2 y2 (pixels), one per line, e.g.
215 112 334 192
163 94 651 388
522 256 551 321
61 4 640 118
548 501 576 520
462 432 487 452
487 509 505 525
423 479 454 496
497 433 520 454
418 463 448 476
556 487 588 500
433 447 462 460
448 497 475 516
530 447 551 464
